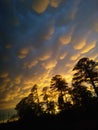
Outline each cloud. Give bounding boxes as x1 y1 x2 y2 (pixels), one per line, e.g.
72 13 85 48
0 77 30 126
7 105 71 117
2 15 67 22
32 0 49 14
0 0 98 111
42 59 57 69
44 26 55 40
59 52 67 60
81 41 96 54
27 60 38 69
59 34 71 45
73 38 86 50
39 54 51 61
70 53 81 61
17 47 30 59
0 72 9 78
14 75 22 85
93 22 98 32
49 0 62 8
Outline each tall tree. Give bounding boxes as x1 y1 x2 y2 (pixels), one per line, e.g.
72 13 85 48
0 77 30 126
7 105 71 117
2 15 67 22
71 84 93 107
72 57 98 97
50 75 68 110
15 97 33 119
41 87 55 114
15 84 42 119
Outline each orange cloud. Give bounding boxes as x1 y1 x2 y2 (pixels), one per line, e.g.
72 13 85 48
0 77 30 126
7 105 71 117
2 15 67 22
59 35 71 45
73 38 86 50
14 75 22 85
60 52 67 60
81 41 96 54
70 53 80 61
18 47 29 59
50 0 62 8
32 0 49 14
42 60 57 69
28 60 38 69
39 52 51 61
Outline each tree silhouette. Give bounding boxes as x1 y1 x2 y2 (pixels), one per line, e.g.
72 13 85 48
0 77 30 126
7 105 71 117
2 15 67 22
72 57 98 97
71 84 93 108
15 84 42 120
50 75 68 111
15 97 33 119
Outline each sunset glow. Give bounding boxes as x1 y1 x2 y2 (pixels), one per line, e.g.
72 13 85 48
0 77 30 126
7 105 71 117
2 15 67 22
0 0 98 121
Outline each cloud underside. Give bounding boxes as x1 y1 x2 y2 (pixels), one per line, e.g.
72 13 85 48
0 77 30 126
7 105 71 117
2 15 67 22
0 0 98 109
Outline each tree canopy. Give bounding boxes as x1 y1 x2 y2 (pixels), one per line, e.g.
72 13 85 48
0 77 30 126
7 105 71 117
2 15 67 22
15 57 98 121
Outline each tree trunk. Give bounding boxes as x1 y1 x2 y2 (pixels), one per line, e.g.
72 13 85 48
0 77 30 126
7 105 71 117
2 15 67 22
90 78 98 97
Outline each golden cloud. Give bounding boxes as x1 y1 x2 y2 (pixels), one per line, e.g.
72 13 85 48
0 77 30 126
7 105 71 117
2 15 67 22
28 60 38 69
14 75 22 85
39 51 52 61
73 39 86 50
42 60 57 69
18 47 29 59
81 41 96 54
32 0 49 14
49 0 62 8
70 53 80 61
59 35 71 45
60 52 67 60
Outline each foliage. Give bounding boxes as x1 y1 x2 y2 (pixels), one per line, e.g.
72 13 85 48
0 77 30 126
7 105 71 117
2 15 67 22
15 57 98 121
72 57 98 96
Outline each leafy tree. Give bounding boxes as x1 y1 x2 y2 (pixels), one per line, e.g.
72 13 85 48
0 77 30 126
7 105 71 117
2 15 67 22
71 84 93 108
50 75 68 111
41 87 55 114
72 57 98 97
15 97 33 119
15 84 42 119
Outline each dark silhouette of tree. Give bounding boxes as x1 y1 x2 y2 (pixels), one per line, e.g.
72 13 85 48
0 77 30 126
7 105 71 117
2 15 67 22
41 87 56 114
50 75 68 111
71 84 93 108
31 84 39 104
72 57 98 97
15 84 42 120
15 97 33 119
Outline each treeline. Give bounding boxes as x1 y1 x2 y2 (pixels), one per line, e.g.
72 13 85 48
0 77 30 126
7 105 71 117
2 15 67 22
0 57 98 130
15 57 98 121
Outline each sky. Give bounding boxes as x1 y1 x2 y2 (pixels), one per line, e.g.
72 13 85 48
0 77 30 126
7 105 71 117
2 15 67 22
0 0 98 118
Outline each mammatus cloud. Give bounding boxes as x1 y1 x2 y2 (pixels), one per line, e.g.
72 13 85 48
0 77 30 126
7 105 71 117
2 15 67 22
81 41 96 54
73 38 86 50
42 59 57 70
50 0 62 8
32 0 49 14
32 0 62 13
17 48 30 59
0 0 98 111
70 53 80 61
59 35 71 45
59 52 67 60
